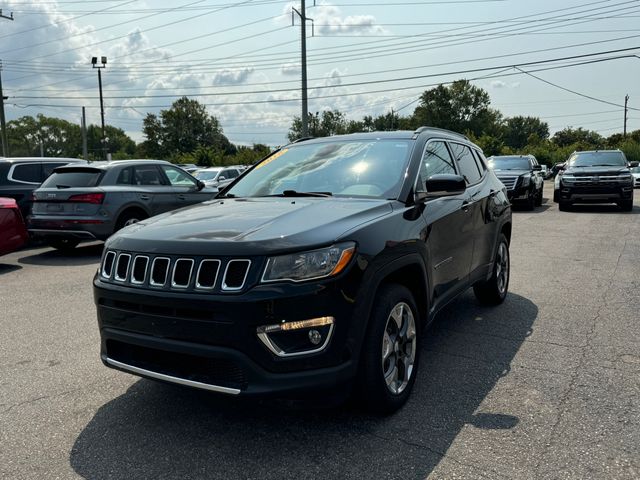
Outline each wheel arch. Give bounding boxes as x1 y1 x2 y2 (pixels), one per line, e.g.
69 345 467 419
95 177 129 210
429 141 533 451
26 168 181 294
114 204 150 230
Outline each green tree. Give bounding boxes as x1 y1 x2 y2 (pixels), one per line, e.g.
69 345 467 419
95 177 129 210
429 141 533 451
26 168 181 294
7 114 82 157
551 127 604 149
503 116 549 149
87 125 136 160
410 80 502 137
288 110 350 141
142 97 235 158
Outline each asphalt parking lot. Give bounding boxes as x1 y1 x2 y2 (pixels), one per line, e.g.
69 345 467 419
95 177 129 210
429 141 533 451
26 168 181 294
1 183 639 480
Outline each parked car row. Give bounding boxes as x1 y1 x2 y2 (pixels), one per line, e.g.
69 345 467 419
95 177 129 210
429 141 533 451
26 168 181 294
487 154 544 210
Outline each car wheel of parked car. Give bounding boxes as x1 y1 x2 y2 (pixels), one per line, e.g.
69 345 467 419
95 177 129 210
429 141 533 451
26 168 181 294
619 200 633 212
48 238 80 251
535 186 543 206
558 201 571 212
115 210 147 232
356 284 420 414
525 190 535 210
473 233 510 305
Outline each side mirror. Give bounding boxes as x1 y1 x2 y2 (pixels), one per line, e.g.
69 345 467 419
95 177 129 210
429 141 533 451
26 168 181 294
630 161 639 168
421 174 466 199
197 180 205 191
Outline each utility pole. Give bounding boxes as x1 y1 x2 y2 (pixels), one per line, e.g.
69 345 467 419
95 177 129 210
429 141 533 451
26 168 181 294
623 94 629 138
81 107 88 160
0 60 8 157
292 1 314 138
91 56 107 159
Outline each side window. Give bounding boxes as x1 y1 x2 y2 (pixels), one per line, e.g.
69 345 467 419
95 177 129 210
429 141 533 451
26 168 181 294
449 143 482 185
418 141 456 189
116 167 133 185
134 165 164 186
223 169 239 179
161 165 197 187
472 150 487 174
10 163 42 183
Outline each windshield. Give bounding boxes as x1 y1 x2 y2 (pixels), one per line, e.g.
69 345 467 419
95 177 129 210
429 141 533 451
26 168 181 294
488 157 531 170
224 139 412 199
194 169 221 181
568 151 626 167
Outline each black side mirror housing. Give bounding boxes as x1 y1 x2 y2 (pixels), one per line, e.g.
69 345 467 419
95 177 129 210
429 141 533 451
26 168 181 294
420 174 467 199
197 180 205 191
630 161 639 168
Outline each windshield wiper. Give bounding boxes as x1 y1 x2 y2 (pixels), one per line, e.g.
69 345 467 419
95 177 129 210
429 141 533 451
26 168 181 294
588 164 622 167
270 190 332 198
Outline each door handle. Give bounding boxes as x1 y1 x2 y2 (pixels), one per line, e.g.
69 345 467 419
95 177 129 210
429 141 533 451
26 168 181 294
139 194 150 201
178 194 187 200
461 200 475 211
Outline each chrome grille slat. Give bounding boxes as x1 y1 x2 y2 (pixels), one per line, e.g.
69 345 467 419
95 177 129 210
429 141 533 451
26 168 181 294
131 256 149 285
196 259 221 290
114 254 131 282
150 257 170 287
496 176 517 190
172 258 194 289
102 251 116 279
222 259 251 291
101 250 252 293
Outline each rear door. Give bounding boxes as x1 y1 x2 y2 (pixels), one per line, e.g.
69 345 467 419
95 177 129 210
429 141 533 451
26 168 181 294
132 164 176 215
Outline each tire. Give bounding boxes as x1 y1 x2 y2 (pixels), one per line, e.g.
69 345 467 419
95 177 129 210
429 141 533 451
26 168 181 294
115 210 147 232
535 186 543 206
48 238 80 251
356 284 420 414
553 189 559 203
558 201 571 212
619 199 633 212
525 189 535 210
473 233 510 305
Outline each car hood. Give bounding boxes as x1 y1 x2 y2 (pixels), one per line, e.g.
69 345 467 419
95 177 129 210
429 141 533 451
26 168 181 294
106 197 394 255
564 165 629 176
492 169 530 176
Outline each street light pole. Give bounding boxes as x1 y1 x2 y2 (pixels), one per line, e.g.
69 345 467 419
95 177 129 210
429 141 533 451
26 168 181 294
91 56 107 159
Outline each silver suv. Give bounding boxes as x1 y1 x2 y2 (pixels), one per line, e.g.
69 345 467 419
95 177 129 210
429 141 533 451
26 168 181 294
28 159 217 250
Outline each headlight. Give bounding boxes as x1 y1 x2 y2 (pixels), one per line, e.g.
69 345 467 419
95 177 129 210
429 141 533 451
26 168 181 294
520 174 531 187
261 242 356 283
617 174 632 181
561 175 576 183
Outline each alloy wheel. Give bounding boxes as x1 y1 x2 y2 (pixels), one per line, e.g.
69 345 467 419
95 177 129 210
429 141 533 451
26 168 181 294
381 302 416 395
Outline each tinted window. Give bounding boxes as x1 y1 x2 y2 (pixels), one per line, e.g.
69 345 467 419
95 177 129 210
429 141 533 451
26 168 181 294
450 143 482 184
11 163 41 183
194 169 221 181
42 162 69 179
418 141 456 188
116 167 133 185
472 150 487 173
222 169 239 179
226 139 412 199
134 165 164 185
41 170 102 188
488 156 532 170
161 166 197 186
568 151 626 167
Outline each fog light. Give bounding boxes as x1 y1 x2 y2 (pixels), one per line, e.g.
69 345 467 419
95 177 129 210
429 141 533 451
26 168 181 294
308 329 322 345
257 316 334 357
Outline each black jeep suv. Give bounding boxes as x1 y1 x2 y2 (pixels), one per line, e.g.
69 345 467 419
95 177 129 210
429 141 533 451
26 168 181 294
94 128 512 413
553 150 636 211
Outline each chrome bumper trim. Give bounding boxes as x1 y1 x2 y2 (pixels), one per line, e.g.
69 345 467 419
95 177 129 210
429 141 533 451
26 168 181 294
105 357 241 395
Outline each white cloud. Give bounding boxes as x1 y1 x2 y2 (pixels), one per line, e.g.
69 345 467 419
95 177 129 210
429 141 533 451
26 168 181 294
490 80 520 89
212 67 254 86
280 63 301 76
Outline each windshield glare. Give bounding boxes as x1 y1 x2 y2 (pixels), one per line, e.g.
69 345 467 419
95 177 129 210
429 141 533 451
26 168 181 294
568 152 626 167
488 157 531 170
195 170 221 181
225 139 412 199
631 166 640 173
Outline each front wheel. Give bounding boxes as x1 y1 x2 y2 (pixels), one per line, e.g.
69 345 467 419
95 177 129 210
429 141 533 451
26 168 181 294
558 201 571 211
535 186 543 206
619 199 633 211
473 233 510 305
356 284 420 414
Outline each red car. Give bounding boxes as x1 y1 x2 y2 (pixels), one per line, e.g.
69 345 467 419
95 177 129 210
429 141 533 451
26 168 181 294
0 197 28 256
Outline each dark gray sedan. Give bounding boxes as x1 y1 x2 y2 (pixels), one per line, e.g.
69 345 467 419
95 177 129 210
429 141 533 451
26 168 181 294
28 160 217 250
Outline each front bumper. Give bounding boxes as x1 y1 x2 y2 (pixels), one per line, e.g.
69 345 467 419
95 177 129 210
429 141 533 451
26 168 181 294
558 183 633 203
93 271 364 396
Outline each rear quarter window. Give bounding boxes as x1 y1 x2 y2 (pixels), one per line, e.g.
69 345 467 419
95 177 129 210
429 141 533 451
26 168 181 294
40 170 103 188
10 163 41 184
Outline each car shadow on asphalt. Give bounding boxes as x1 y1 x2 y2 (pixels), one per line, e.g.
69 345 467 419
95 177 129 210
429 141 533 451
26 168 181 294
18 242 104 267
0 263 22 275
69 291 536 480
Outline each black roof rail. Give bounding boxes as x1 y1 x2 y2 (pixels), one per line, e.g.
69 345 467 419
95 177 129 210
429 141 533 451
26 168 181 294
291 136 314 144
413 126 469 141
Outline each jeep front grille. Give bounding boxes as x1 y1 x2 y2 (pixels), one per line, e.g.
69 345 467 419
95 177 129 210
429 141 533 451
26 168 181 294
101 251 253 293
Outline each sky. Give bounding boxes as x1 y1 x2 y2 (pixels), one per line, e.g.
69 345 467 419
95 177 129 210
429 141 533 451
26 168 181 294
0 0 639 148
